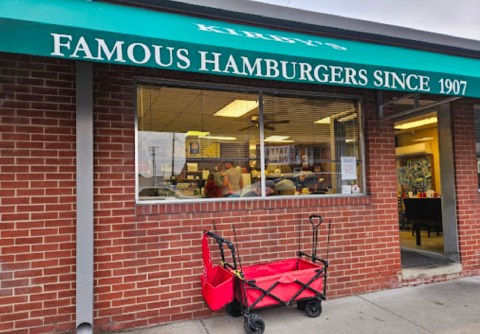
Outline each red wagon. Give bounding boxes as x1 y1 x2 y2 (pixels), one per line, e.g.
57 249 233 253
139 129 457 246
201 215 331 334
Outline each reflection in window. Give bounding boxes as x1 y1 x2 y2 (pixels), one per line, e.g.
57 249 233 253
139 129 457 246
136 84 364 201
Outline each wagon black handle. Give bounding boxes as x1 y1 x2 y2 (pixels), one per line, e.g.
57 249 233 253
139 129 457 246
206 230 231 245
309 215 322 263
309 214 323 227
205 230 237 269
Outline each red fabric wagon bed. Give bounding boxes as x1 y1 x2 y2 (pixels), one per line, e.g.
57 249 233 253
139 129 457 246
238 258 324 308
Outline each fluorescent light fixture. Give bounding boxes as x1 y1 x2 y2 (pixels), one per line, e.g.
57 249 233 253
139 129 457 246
338 113 357 122
346 139 356 143
315 107 357 124
265 135 289 142
411 137 434 142
186 130 210 137
264 135 293 143
314 117 331 124
214 100 258 118
200 135 237 141
395 117 437 130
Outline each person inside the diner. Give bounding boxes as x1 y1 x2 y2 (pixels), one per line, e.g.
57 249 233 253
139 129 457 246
224 160 243 196
204 173 222 198
295 172 309 192
242 181 275 197
275 179 296 195
213 162 227 196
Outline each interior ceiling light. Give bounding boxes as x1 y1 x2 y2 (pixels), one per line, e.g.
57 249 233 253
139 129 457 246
186 130 210 137
314 117 331 124
338 113 357 122
315 107 356 124
200 135 237 141
411 137 434 142
394 117 437 130
213 100 258 118
264 135 293 143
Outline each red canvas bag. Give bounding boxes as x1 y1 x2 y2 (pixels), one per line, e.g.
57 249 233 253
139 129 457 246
201 232 234 311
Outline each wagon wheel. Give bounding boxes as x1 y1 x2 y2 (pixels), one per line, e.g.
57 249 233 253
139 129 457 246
305 299 322 317
226 300 242 317
296 300 307 311
244 314 265 334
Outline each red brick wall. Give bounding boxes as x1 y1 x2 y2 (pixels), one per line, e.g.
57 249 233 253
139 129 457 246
0 54 77 333
3 53 478 333
451 100 480 275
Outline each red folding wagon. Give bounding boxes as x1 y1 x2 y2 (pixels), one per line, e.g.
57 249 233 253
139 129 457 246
201 215 331 334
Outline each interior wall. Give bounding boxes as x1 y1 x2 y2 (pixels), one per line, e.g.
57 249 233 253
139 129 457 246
396 126 441 194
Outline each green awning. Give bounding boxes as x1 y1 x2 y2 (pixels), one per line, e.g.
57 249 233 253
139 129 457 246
2 0 480 97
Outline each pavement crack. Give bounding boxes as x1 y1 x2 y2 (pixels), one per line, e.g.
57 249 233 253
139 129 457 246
200 319 211 334
357 295 435 334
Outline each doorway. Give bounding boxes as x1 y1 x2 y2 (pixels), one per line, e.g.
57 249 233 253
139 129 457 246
395 111 445 267
393 102 460 271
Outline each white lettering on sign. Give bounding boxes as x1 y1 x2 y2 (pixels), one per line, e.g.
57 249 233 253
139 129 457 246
127 43 151 64
198 51 222 72
241 57 264 77
373 70 431 92
197 50 369 86
439 78 467 95
49 33 469 96
194 23 348 51
50 33 190 68
71 36 95 59
96 39 126 62
51 33 73 56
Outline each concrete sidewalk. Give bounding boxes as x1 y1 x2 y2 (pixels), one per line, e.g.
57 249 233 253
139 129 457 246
126 277 480 334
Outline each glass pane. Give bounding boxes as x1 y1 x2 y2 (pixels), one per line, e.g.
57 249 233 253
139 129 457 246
262 94 363 196
137 85 259 200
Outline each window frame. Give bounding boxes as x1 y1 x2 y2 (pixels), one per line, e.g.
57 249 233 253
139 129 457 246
134 79 366 203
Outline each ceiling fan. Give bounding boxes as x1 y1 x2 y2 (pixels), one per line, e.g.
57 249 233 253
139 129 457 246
238 114 290 131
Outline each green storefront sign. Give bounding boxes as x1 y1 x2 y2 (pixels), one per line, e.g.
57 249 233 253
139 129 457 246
2 0 480 97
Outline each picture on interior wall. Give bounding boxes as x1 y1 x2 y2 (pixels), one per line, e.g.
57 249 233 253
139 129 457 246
397 154 434 194
189 142 200 155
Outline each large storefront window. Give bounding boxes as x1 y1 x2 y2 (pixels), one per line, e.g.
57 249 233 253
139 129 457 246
136 84 364 201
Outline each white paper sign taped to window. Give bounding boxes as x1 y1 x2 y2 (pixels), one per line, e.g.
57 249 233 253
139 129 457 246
342 185 352 194
341 156 357 180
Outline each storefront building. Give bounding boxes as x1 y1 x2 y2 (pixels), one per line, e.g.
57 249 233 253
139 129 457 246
1 0 480 333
